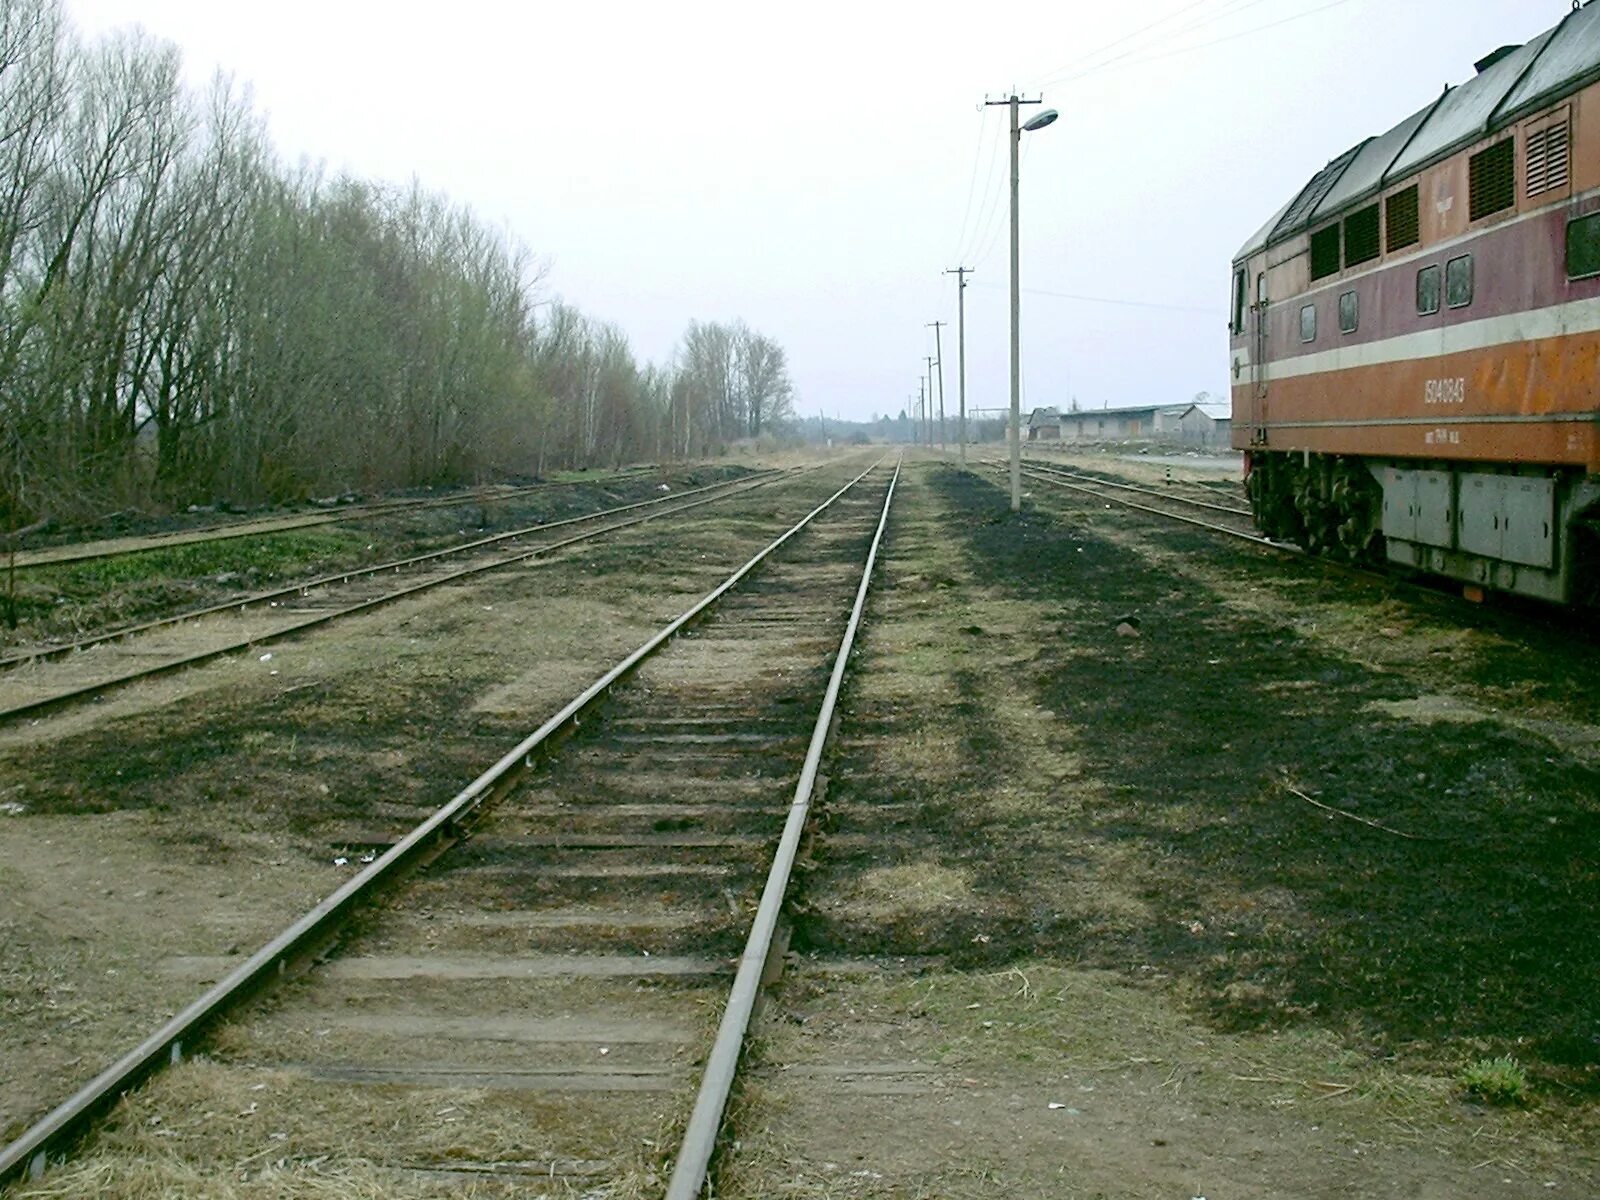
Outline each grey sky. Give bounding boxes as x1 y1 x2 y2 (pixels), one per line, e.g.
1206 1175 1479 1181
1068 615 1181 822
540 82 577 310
62 0 1576 425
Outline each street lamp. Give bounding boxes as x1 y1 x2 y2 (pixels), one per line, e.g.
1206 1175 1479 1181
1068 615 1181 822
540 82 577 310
989 94 1058 511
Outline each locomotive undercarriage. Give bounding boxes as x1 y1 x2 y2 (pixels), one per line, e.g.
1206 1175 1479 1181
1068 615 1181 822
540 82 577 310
1246 451 1383 563
1246 449 1600 605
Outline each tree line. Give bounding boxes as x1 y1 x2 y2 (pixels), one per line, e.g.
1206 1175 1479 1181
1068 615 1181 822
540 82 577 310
0 0 795 530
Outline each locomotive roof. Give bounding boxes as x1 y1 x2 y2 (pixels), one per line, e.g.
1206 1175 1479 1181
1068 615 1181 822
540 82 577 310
1234 2 1600 263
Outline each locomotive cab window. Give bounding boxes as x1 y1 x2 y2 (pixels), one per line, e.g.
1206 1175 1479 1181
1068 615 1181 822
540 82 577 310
1446 254 1474 308
1232 268 1247 331
1567 213 1600 280
1338 291 1358 333
1300 303 1317 343
1416 265 1441 314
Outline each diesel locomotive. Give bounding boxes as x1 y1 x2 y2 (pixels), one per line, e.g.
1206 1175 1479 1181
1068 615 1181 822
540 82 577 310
1230 3 1600 604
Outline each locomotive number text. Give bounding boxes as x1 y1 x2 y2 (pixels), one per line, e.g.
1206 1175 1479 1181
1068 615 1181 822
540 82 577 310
1424 377 1466 405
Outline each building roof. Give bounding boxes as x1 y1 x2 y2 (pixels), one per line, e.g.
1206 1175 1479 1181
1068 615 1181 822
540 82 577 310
1028 406 1061 427
1235 3 1600 261
1059 404 1162 420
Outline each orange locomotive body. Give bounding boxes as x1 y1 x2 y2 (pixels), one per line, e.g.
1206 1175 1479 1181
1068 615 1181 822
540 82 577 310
1229 4 1600 603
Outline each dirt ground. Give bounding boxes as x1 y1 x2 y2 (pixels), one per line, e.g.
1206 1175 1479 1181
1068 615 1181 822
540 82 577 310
5 454 1597 1197
0 461 869 1159
719 462 1599 1198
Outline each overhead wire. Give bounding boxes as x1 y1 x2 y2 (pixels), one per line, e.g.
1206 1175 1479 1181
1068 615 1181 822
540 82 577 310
1029 0 1250 89
1043 0 1359 88
949 110 993 266
971 280 1214 315
957 111 1006 266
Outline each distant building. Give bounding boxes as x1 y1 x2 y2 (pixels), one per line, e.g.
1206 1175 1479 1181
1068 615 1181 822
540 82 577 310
1052 402 1231 447
1026 407 1062 441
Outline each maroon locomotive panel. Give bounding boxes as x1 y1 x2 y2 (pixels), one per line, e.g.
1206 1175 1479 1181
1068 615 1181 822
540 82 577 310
1229 7 1600 604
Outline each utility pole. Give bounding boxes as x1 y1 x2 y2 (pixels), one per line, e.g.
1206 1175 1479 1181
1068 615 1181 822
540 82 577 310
927 321 947 454
924 355 937 452
985 92 1053 511
917 379 925 446
945 267 971 468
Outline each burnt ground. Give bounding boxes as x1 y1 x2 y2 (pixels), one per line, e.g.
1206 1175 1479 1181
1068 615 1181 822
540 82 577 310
724 460 1599 1199
929 469 1600 1080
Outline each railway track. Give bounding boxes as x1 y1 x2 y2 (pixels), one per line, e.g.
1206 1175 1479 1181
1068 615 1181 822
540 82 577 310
0 456 899 1194
0 467 805 725
5 465 671 571
1004 460 1272 544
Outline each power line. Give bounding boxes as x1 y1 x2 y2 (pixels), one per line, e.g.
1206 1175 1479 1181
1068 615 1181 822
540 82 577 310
957 110 1007 266
1029 0 1240 89
970 280 1215 314
950 111 992 266
1045 0 1359 88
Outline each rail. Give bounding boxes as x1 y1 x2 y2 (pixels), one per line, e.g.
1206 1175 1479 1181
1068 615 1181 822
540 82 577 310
1021 461 1252 518
666 455 901 1199
6 465 668 570
1011 462 1279 549
0 468 810 724
1 469 789 671
0 457 887 1185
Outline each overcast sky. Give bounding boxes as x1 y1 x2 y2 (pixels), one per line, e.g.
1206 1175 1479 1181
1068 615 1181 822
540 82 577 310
62 0 1578 424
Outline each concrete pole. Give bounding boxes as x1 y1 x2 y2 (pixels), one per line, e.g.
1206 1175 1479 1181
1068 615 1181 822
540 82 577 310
929 321 947 454
946 267 970 468
1008 94 1022 511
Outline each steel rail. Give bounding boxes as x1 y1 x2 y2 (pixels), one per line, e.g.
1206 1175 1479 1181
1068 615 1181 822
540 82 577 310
2 469 789 671
7 465 668 570
1012 464 1280 548
0 457 887 1187
1021 461 1252 517
0 469 809 725
665 455 903 1200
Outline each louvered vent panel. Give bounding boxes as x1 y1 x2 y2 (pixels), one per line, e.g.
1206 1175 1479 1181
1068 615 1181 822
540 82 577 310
1469 139 1515 220
1526 122 1570 197
1343 203 1381 268
1310 225 1342 281
1385 186 1420 252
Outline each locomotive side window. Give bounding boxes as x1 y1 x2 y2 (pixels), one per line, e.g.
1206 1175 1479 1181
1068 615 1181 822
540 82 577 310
1386 185 1420 252
1310 225 1341 280
1416 265 1441 314
1300 304 1317 343
1446 254 1474 307
1232 268 1247 331
1338 291 1358 333
1567 213 1600 279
